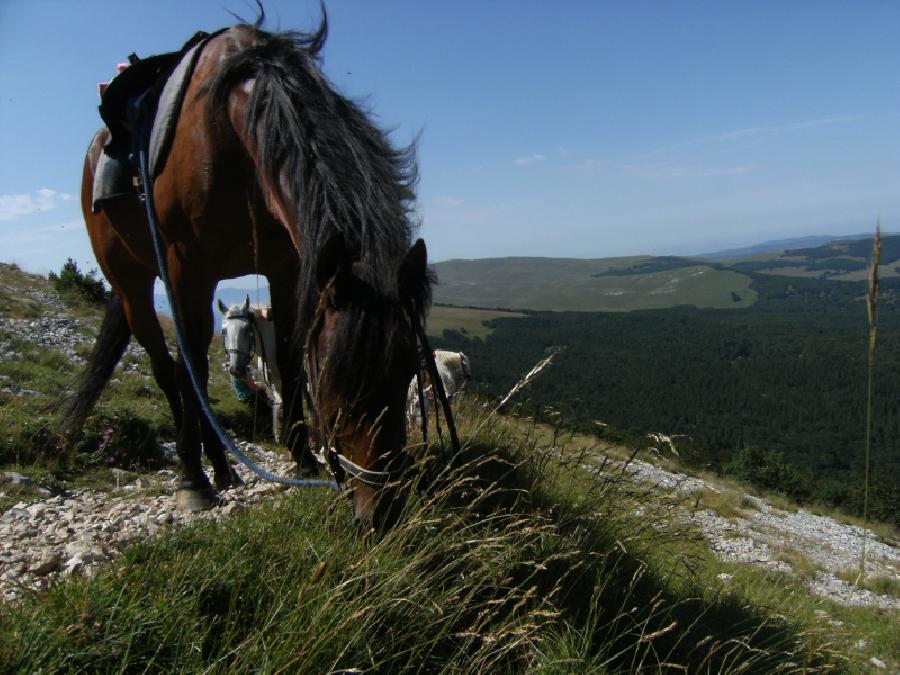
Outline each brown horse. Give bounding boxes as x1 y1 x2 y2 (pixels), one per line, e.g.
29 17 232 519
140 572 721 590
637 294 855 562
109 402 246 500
61 16 431 528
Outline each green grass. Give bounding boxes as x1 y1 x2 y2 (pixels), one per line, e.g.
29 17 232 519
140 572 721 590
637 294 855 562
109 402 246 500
433 258 758 311
836 569 900 599
0 402 852 672
427 305 526 338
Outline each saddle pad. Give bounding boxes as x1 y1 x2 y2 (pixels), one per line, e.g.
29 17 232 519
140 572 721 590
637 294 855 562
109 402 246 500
91 151 134 213
148 39 207 178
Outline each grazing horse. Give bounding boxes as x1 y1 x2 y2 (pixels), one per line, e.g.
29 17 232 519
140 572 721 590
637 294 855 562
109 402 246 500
218 297 284 442
407 350 471 429
60 15 431 527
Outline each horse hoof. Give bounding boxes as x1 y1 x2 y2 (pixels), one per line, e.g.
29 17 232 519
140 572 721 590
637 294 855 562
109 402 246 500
175 487 223 512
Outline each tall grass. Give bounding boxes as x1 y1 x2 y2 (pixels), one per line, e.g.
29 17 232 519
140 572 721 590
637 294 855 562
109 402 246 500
858 224 881 583
0 398 840 672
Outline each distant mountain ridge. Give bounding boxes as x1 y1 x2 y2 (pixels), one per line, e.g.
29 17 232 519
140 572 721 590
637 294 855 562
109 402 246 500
695 233 875 259
152 233 894 318
430 233 898 312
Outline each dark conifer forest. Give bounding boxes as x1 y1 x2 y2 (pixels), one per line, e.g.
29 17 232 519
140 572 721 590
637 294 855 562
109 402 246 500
435 273 900 525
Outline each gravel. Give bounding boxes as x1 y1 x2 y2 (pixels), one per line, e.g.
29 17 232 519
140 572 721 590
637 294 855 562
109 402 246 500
618 458 899 610
0 443 307 603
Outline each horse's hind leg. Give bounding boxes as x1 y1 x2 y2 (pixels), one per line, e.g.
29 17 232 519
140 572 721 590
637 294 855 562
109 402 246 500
269 273 319 475
115 273 184 448
199 416 242 491
56 292 132 448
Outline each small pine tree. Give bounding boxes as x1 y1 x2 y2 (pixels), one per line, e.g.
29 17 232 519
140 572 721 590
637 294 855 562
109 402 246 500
48 258 108 304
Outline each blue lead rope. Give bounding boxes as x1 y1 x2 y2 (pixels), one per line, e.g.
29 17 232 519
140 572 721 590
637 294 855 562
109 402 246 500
231 374 257 403
131 103 338 491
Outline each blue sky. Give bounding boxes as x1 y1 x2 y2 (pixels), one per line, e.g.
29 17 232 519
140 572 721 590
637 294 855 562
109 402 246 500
1 0 898 284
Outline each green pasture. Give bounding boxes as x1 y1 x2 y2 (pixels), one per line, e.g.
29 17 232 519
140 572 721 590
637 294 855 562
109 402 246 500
426 305 526 338
434 259 757 311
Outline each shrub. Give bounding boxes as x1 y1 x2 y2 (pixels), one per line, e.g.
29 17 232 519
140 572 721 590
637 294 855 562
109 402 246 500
48 258 107 305
724 446 812 502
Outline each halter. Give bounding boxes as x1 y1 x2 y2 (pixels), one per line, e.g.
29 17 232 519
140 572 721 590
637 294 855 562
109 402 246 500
221 310 256 372
302 278 454 489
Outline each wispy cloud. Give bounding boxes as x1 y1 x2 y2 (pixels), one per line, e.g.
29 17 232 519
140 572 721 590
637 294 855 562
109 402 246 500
0 188 74 221
638 116 859 159
514 153 546 166
433 196 462 208
621 163 758 178
0 219 83 246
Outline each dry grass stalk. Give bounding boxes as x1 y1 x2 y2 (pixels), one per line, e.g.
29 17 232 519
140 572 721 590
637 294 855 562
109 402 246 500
857 223 881 584
491 354 555 415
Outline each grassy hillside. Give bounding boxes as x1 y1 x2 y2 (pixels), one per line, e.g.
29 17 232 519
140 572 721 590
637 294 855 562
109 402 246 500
433 257 756 311
1 262 896 671
5 398 893 672
727 235 900 281
432 234 898 312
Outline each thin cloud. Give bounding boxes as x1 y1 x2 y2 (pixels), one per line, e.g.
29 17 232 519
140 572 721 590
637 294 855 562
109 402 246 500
621 163 758 178
0 188 74 221
433 196 463 208
515 153 546 166
33 219 83 233
638 115 859 159
0 219 83 246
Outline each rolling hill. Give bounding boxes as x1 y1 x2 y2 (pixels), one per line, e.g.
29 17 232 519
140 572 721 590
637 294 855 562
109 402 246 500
432 234 898 312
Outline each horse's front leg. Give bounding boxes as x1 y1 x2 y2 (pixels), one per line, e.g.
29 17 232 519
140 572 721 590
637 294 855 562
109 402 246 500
170 276 235 509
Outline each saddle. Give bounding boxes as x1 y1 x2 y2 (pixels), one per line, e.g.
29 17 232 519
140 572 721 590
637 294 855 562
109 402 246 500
99 30 209 160
92 30 215 212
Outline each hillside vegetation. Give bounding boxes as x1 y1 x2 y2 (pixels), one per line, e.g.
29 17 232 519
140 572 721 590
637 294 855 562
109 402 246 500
1 262 897 671
432 234 900 313
436 271 900 527
432 237 900 527
4 394 895 672
433 256 757 312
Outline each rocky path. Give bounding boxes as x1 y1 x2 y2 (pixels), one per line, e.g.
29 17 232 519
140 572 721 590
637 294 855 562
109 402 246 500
0 444 304 603
621 458 900 610
0 280 143 374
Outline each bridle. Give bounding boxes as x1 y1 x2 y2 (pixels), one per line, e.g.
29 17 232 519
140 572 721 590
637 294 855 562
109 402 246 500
221 310 256 376
302 279 453 489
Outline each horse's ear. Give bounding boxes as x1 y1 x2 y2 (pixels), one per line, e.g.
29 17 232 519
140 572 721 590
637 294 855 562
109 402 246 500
217 298 228 314
242 295 250 312
316 233 351 293
398 238 428 298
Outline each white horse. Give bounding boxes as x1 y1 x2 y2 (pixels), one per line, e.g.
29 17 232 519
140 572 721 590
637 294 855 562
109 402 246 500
407 350 471 430
218 297 283 442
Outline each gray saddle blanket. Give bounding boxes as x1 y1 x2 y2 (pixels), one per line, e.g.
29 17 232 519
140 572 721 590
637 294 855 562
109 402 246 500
92 39 208 212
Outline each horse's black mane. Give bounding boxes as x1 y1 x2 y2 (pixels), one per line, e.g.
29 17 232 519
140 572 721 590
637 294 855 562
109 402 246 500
206 14 430 405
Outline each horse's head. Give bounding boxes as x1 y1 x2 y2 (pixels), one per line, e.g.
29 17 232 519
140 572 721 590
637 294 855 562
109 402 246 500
218 296 255 379
308 234 430 530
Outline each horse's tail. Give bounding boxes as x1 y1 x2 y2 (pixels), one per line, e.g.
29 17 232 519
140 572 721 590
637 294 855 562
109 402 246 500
56 291 132 447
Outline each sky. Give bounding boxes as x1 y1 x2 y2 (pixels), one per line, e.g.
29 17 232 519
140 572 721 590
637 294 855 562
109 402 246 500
1 0 899 286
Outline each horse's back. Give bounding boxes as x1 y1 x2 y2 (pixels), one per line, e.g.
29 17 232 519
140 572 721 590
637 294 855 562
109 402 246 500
434 351 471 393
